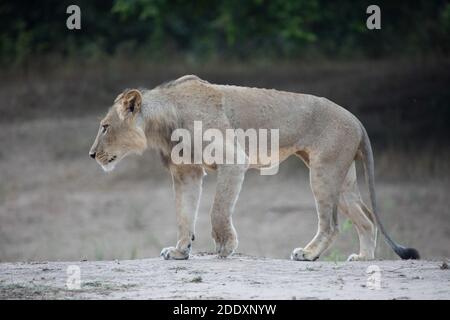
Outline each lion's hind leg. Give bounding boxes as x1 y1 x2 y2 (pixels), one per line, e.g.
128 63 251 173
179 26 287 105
339 162 377 261
291 148 358 261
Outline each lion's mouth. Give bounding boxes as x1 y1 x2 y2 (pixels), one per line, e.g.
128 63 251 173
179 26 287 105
107 155 117 163
96 153 118 172
100 160 116 172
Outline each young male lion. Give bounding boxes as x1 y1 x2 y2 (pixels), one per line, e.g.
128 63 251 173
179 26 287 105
89 75 419 261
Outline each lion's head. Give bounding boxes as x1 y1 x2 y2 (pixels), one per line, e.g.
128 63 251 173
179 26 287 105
89 89 147 172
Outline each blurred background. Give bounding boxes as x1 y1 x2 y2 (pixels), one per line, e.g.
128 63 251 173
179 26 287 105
0 0 449 262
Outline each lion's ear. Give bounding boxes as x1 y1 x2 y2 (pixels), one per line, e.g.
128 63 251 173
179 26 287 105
117 89 142 120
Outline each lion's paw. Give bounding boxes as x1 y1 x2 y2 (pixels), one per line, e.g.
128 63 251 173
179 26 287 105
214 237 238 258
291 248 318 261
346 253 372 261
160 246 190 260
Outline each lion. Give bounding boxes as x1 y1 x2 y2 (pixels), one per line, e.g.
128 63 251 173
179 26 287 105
89 75 419 261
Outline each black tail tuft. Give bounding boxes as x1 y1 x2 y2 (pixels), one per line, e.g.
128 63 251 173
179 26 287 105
394 246 420 260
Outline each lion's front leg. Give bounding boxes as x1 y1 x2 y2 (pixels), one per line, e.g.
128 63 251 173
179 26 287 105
161 165 204 260
210 164 246 258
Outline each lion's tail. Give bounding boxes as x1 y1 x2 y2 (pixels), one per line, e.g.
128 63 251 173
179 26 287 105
358 123 420 260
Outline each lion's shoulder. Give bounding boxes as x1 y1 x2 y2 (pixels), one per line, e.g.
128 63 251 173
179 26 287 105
156 75 210 90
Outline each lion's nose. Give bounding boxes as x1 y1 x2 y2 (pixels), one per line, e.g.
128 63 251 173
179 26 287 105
89 152 96 159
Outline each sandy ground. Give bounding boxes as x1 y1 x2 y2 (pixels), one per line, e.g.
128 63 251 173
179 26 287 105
0 254 449 299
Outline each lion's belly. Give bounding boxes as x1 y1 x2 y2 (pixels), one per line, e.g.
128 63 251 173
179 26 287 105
246 145 298 170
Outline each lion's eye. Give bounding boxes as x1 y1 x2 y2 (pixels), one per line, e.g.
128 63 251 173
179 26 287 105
101 124 109 134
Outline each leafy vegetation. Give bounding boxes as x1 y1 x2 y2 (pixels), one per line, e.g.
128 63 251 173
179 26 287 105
0 0 449 66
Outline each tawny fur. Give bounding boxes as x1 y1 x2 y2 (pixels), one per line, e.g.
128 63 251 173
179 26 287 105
90 75 419 261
